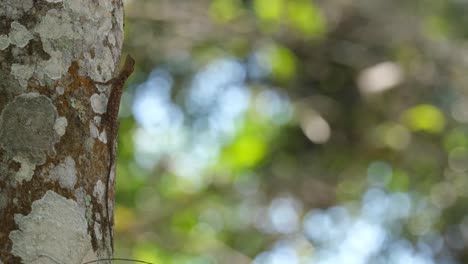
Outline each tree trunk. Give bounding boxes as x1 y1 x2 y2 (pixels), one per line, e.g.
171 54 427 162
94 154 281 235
0 1 125 263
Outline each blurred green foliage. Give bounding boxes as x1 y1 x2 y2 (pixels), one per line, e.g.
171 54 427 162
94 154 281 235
115 0 468 263
402 104 445 134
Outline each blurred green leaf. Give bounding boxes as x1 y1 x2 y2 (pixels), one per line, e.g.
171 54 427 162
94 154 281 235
133 244 163 264
388 169 410 192
172 210 198 233
114 205 136 233
116 161 147 194
287 0 326 38
443 127 468 152
376 122 411 150
222 134 267 170
424 15 452 39
210 0 243 23
253 0 284 22
402 104 445 133
266 44 297 82
118 117 136 160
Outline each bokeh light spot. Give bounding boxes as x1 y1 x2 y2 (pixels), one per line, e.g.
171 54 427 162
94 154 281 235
358 62 402 94
300 112 331 144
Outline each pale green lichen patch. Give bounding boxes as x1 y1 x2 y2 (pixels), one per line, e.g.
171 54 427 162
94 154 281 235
0 0 33 19
85 194 94 223
4 0 123 87
89 121 99 138
97 84 110 93
35 9 75 40
94 116 102 125
93 180 105 204
98 130 107 144
32 0 121 82
94 222 103 240
91 116 108 143
41 53 70 80
10 63 34 88
74 188 94 223
0 35 9 50
0 93 60 165
70 97 87 122
49 156 77 189
56 86 65 95
90 93 108 114
85 137 95 152
12 156 35 184
53 116 68 137
74 187 87 217
9 190 92 264
8 21 33 48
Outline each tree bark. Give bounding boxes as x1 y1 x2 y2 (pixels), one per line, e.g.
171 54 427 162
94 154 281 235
0 1 125 263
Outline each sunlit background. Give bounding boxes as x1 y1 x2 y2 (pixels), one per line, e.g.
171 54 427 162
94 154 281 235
115 0 468 263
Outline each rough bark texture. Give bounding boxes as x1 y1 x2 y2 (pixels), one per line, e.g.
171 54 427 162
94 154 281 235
0 0 124 263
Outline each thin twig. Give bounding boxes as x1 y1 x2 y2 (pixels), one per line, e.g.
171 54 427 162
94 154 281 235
82 258 154 264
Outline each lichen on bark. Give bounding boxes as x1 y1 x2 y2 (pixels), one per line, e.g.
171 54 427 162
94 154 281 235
0 0 125 262
9 190 93 264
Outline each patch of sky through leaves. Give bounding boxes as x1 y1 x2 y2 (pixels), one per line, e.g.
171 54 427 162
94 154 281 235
132 58 268 186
